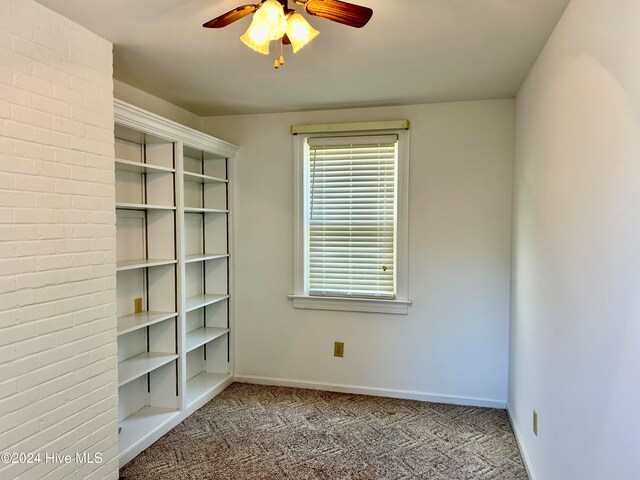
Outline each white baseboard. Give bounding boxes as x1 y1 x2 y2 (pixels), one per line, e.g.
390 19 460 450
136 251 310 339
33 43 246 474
234 375 506 409
507 405 535 480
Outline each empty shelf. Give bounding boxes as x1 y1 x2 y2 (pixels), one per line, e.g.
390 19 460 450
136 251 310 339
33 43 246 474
116 202 176 211
184 294 229 312
115 159 175 174
118 406 178 457
185 327 229 352
183 171 228 184
183 207 228 214
184 253 229 263
186 372 231 408
116 259 177 271
118 352 178 387
117 311 177 336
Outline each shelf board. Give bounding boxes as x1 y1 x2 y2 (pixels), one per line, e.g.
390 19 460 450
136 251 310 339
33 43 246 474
183 171 228 184
183 207 229 214
186 372 232 409
116 258 177 272
118 406 178 457
115 158 175 174
185 327 229 352
117 311 178 336
116 202 176 211
185 294 229 312
118 352 178 387
184 253 229 263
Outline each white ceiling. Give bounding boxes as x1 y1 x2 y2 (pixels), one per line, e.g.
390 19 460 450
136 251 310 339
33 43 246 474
37 0 569 116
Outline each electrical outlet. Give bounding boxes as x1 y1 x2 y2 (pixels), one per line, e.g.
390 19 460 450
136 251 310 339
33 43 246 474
333 342 344 358
134 297 143 314
533 410 538 436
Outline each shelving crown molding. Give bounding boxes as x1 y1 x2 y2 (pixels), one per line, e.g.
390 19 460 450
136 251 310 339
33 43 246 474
114 99 239 158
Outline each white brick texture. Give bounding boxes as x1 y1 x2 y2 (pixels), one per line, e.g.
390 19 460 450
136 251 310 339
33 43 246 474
0 0 117 479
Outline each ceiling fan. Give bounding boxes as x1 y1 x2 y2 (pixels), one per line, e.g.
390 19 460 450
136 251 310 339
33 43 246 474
203 0 373 68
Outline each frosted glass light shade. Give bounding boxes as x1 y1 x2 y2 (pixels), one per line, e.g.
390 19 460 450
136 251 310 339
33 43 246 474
253 0 287 41
240 17 271 55
286 12 319 53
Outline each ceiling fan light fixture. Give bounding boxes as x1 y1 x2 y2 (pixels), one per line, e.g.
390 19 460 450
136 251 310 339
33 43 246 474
240 17 271 55
286 12 319 53
253 0 288 41
204 0 373 67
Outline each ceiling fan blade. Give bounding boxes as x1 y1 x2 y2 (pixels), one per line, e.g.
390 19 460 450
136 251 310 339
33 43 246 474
203 4 258 28
304 0 373 28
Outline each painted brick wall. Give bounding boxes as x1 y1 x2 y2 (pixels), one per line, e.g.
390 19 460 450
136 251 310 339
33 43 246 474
0 0 118 478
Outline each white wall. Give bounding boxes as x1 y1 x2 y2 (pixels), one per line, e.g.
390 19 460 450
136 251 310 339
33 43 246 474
0 0 118 478
203 100 514 407
510 0 640 478
113 79 202 131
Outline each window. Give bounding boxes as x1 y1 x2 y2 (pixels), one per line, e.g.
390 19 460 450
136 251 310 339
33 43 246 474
307 135 397 298
290 124 411 314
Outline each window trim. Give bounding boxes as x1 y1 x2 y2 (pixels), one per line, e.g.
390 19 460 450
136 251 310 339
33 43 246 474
291 128 411 314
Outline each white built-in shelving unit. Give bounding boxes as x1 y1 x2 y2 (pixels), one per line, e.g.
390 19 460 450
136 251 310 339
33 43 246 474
114 100 238 468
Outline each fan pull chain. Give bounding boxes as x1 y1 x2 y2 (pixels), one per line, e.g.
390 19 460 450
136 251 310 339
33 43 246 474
274 41 285 70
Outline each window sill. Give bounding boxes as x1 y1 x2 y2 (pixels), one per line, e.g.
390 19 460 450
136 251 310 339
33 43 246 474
288 295 411 315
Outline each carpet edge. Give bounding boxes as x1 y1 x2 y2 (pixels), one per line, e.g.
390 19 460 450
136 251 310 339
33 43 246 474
234 375 507 409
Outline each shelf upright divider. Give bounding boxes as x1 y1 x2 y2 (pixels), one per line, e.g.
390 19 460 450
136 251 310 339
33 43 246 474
175 140 187 413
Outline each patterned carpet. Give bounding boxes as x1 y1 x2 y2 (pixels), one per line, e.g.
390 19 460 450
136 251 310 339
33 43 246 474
119 383 528 480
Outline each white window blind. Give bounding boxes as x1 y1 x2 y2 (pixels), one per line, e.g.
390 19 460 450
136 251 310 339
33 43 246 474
306 135 398 299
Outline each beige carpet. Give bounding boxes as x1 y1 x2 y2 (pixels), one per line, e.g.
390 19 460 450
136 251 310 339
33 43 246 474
119 383 528 480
